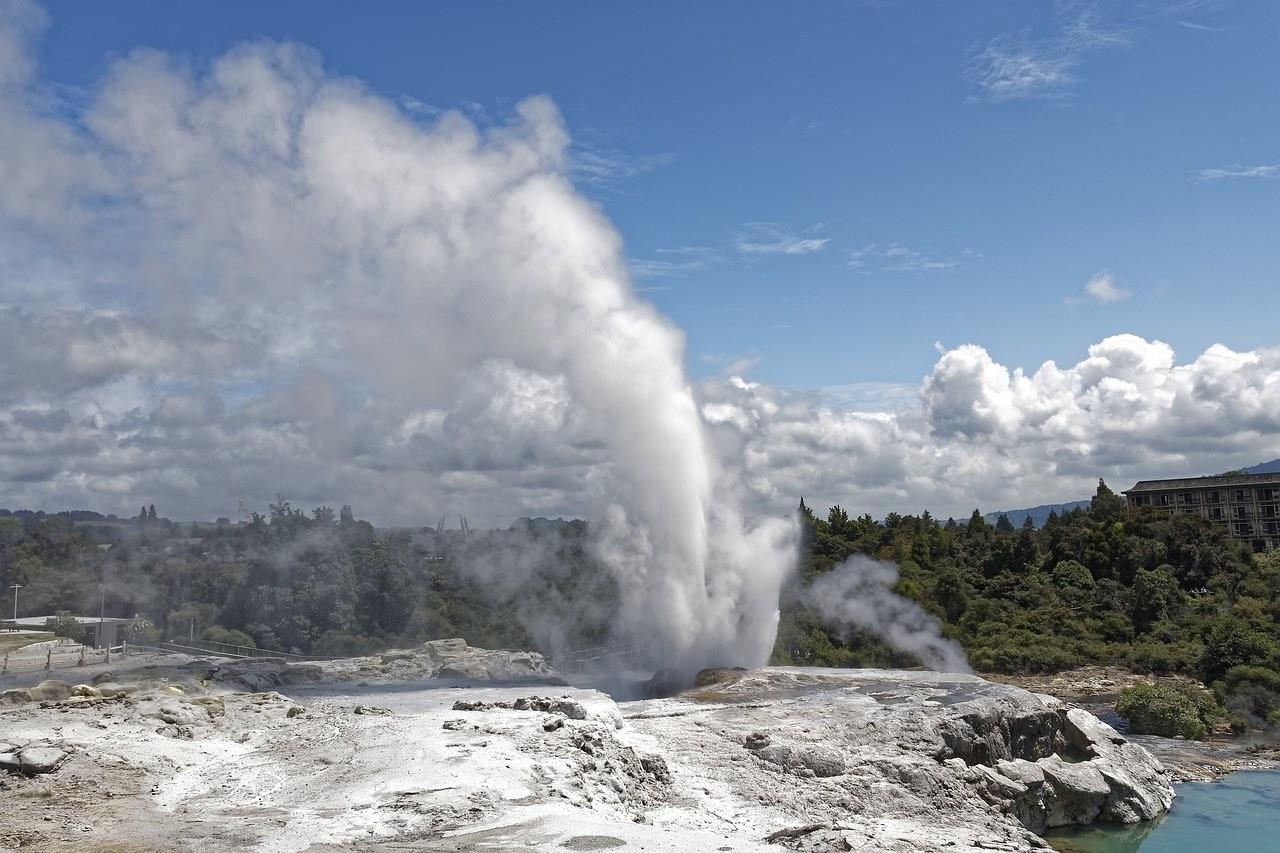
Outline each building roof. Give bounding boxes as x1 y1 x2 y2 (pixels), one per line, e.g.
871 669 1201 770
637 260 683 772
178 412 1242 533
1123 472 1280 494
12 615 135 628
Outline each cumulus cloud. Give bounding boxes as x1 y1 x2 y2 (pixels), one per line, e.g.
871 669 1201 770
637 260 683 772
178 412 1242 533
697 334 1280 520
1083 271 1131 303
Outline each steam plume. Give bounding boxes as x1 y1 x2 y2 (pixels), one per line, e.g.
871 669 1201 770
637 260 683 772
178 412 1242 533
0 2 796 677
803 556 971 673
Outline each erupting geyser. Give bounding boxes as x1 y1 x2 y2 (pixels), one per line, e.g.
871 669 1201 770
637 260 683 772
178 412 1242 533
0 8 796 682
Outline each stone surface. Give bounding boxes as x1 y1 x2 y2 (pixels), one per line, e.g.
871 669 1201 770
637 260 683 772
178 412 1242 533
0 655 1174 852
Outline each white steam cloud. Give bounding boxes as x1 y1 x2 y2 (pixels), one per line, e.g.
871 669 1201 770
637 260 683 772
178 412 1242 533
803 556 971 674
0 1 794 676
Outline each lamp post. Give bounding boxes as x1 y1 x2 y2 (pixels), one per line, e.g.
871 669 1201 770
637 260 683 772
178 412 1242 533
9 584 20 622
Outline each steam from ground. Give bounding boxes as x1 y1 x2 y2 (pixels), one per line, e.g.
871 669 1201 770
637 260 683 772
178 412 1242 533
0 1 796 677
803 556 971 673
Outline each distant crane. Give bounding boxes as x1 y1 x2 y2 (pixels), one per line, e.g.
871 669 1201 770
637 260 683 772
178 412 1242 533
460 516 471 538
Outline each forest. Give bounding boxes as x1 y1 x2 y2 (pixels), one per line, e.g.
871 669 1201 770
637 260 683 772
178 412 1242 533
3 480 1278 733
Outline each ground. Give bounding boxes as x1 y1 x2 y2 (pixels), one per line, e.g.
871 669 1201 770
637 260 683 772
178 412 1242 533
0 645 1196 853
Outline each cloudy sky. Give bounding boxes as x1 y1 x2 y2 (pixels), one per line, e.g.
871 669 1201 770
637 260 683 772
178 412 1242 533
1 0 1278 527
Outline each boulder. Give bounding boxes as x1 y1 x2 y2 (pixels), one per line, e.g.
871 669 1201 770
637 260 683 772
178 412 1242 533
18 746 68 775
31 679 72 701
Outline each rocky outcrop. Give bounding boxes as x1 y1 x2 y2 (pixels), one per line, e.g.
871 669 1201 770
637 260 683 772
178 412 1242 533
322 637 564 684
0 740 69 775
640 667 1174 849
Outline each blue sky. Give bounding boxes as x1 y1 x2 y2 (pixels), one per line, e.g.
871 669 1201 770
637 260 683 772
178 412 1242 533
35 0 1279 395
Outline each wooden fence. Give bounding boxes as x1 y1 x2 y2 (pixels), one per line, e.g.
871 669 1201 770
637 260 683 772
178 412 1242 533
1 641 128 675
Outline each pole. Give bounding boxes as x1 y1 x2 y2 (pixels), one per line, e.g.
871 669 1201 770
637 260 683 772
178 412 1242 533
99 565 107 651
10 584 20 622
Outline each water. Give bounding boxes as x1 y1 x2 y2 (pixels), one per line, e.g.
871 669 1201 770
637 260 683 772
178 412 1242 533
1045 770 1280 853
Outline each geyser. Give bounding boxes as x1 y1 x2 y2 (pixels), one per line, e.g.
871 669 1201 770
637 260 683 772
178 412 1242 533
0 5 796 681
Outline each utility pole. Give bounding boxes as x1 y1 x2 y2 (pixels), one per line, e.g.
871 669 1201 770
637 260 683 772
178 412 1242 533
9 584 20 622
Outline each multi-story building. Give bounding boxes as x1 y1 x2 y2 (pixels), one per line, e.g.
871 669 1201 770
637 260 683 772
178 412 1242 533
1123 473 1280 550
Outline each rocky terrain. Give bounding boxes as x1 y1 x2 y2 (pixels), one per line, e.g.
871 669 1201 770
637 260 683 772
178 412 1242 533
0 641 1174 853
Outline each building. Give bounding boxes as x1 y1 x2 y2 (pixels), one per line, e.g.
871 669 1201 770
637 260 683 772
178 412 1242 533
9 615 135 648
1123 473 1280 550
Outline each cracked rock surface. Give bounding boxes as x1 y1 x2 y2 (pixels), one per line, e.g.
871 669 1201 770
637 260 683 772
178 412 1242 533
0 651 1172 853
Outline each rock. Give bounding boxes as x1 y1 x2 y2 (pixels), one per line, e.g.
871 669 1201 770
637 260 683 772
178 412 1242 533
31 680 72 701
745 732 771 750
1038 757 1111 827
1 688 33 705
352 705 392 716
155 724 195 739
94 682 133 698
286 705 305 718
18 746 67 775
543 717 565 732
70 684 101 698
639 755 671 783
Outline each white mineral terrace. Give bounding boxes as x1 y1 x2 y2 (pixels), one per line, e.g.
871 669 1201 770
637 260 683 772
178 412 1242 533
0 640 1174 853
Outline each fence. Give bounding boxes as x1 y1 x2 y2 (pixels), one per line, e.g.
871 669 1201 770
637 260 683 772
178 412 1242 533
146 638 333 661
1 640 128 675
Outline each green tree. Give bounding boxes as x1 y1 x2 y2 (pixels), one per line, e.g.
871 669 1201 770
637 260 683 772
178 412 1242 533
1200 617 1274 683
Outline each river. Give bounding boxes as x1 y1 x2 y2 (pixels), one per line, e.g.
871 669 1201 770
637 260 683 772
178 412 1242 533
1045 769 1280 853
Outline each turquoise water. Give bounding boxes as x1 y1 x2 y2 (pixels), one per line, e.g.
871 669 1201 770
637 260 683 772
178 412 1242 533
1045 770 1280 853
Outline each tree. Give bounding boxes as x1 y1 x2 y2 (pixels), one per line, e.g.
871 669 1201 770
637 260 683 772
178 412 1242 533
1200 617 1274 683
1091 479 1126 522
147 504 157 521
967 509 988 533
995 514 1015 533
339 505 355 528
44 611 88 644
1131 565 1180 634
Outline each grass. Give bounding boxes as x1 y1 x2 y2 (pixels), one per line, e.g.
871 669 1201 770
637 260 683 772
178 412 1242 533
0 631 55 654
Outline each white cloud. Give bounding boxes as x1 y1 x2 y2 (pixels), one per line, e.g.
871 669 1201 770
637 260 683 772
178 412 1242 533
1196 164 1279 181
967 3 1129 102
734 222 828 256
848 243 975 273
569 144 674 187
1083 271 1131 304
699 334 1280 520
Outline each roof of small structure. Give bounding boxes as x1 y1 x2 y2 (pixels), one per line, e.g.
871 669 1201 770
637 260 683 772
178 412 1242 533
1124 473 1280 493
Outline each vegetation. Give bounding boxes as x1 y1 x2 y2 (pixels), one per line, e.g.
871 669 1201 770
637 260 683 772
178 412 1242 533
1116 682 1219 739
4 477 1280 736
772 481 1280 734
0 500 613 662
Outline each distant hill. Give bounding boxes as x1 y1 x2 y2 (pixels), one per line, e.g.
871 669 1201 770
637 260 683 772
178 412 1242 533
1244 459 1280 474
984 501 1091 529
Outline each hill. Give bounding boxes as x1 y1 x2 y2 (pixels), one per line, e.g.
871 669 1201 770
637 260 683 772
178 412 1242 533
984 501 1090 529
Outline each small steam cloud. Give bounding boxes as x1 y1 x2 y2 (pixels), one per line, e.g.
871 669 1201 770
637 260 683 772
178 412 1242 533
802 555 971 673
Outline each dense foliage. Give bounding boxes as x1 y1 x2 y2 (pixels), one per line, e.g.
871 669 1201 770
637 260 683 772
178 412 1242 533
772 481 1280 732
1115 682 1219 739
0 501 614 660
5 478 1280 734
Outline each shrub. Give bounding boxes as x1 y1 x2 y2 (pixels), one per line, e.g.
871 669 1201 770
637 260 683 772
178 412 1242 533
44 611 88 644
200 625 257 648
1199 617 1274 683
1116 682 1219 739
1219 665 1280 729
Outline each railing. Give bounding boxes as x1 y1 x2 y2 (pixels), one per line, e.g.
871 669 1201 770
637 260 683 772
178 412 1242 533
155 638 333 661
1 640 128 675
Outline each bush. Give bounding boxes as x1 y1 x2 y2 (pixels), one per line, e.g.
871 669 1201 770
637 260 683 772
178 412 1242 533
1219 665 1280 729
200 625 257 648
1200 617 1274 683
1116 681 1219 739
44 611 88 644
